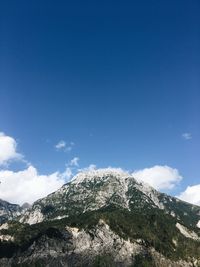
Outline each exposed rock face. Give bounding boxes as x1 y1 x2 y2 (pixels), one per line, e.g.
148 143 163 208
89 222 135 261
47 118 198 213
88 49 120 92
66 220 142 266
0 220 140 266
20 169 200 229
0 220 198 267
176 222 200 241
0 169 200 266
0 199 21 224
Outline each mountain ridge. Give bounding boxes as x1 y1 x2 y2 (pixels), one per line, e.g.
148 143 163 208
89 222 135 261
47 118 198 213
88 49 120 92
0 168 200 266
20 169 200 227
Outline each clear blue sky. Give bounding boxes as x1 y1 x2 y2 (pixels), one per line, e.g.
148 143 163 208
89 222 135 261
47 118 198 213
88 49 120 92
0 0 199 196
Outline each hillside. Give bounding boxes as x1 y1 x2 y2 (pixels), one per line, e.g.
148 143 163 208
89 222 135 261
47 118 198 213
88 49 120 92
0 169 199 266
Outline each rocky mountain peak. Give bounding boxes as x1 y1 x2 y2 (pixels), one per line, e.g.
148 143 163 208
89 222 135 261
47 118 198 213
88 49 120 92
0 169 200 266
70 168 130 185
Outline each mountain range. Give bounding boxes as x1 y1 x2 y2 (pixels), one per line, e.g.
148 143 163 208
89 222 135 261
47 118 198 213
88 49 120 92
0 169 199 266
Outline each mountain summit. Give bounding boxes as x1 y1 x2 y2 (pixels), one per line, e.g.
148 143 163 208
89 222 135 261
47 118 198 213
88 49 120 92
0 169 200 266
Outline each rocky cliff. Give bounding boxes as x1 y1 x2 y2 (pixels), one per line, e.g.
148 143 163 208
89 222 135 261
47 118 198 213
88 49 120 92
0 169 199 266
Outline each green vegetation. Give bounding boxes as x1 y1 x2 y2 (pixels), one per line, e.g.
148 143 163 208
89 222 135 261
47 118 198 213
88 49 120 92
93 254 115 267
0 175 200 265
0 204 199 262
133 253 156 267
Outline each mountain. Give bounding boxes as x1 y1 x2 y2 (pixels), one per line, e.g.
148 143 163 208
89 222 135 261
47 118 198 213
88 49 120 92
21 202 32 210
0 169 200 266
0 199 22 224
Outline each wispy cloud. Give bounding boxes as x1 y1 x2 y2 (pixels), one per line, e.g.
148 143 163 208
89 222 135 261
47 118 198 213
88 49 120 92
182 132 192 140
69 157 79 167
61 167 73 180
65 142 75 152
55 140 66 150
55 140 74 152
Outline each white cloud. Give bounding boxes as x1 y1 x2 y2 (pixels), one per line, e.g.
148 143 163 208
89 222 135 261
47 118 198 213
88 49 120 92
61 167 73 180
55 140 74 152
78 164 97 172
177 184 200 206
0 165 70 205
182 133 192 140
0 133 191 206
132 165 182 190
0 132 23 166
69 157 79 167
55 140 66 150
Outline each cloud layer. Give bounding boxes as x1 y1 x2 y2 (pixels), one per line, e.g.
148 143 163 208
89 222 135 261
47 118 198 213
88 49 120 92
132 165 182 190
0 132 22 165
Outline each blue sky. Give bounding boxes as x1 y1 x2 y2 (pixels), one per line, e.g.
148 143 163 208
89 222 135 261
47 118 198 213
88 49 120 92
0 1 200 204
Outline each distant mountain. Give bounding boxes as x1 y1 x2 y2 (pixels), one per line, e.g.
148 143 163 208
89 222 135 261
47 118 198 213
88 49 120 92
21 202 31 210
0 169 199 266
0 199 21 224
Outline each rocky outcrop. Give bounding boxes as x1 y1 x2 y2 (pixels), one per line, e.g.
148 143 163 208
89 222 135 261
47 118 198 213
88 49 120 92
0 169 200 266
19 169 200 231
0 219 199 267
0 199 21 224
